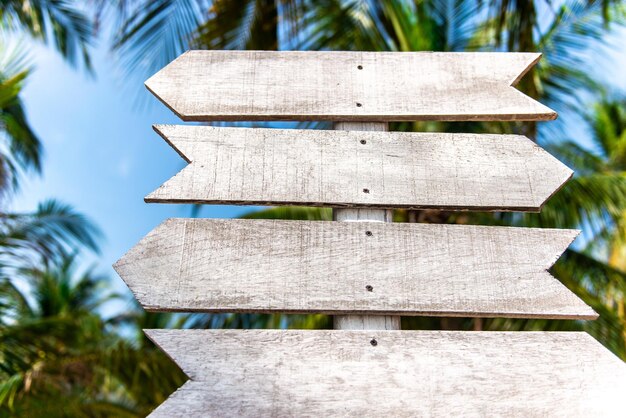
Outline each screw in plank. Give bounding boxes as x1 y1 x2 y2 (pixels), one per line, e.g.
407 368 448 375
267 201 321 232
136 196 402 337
365 231 373 237
370 338 378 346
357 65 363 70
365 285 373 292
356 102 363 107
362 188 370 194
360 139 367 145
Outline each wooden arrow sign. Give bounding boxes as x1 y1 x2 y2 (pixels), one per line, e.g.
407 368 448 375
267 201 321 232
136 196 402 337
145 329 626 417
114 219 594 319
146 125 572 212
145 51 556 122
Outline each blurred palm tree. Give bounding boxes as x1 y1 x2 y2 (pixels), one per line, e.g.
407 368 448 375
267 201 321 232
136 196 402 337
0 199 112 416
1 255 217 416
0 256 122 417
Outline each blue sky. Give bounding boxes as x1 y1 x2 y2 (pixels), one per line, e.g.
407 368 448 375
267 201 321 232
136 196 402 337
11 26 626 312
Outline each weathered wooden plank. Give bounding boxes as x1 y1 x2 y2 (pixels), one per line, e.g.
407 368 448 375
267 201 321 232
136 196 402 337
145 51 556 122
146 125 571 212
113 219 595 319
146 329 626 417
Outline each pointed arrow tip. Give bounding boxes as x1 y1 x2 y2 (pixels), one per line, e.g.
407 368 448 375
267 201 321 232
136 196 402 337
112 219 187 311
535 166 572 210
145 74 188 121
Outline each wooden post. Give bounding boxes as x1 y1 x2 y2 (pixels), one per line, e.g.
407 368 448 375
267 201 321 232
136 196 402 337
332 121 400 331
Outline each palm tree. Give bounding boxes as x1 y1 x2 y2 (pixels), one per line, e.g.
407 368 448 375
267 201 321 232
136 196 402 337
0 199 122 415
0 256 129 417
0 254 192 417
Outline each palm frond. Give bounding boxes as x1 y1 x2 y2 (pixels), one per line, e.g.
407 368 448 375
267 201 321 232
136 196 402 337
429 0 485 51
111 0 206 80
589 99 626 166
545 139 605 174
0 44 41 194
535 1 623 115
193 0 281 50
296 0 389 51
0 0 94 70
0 199 101 268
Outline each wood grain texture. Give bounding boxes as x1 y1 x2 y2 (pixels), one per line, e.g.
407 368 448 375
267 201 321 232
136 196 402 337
332 121 400 331
145 329 626 417
146 125 572 212
145 51 556 122
113 219 595 319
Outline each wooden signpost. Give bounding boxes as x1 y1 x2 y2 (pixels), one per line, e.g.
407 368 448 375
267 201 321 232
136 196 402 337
115 50 626 417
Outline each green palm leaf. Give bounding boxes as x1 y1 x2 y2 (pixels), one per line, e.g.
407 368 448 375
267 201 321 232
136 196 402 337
0 199 101 268
0 0 94 70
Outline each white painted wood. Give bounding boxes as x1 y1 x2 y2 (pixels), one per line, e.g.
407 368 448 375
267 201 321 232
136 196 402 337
113 218 595 319
146 125 572 212
145 329 626 417
332 121 399 331
145 51 556 122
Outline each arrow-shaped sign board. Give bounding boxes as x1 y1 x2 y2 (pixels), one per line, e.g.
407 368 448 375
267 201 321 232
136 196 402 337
114 219 594 319
145 329 626 417
145 51 555 122
147 125 572 212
